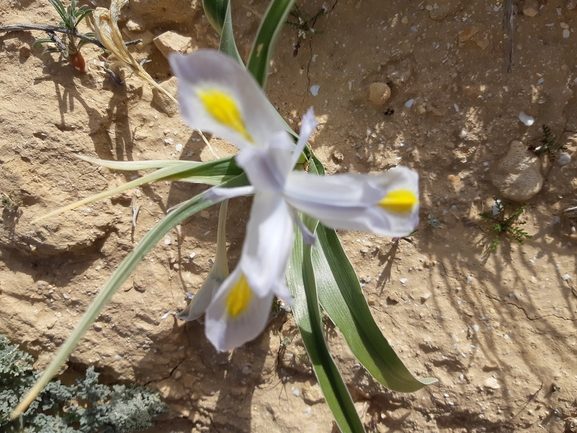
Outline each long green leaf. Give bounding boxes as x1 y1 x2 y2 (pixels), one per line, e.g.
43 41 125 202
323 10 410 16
12 173 249 419
314 226 437 392
202 0 227 34
219 0 243 64
287 227 365 433
36 156 243 222
247 0 296 89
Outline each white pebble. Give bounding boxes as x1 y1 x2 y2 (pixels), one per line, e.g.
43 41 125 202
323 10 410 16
563 29 570 38
310 85 320 96
466 275 473 284
175 143 183 152
291 386 300 397
164 236 172 245
404 98 415 108
562 274 571 281
519 112 535 126
400 278 408 285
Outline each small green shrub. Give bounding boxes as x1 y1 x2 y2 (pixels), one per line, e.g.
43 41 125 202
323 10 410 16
0 335 166 433
479 199 531 253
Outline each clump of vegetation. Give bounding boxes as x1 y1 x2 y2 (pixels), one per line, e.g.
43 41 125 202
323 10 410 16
479 199 532 253
427 213 441 228
0 335 166 433
531 124 568 157
32 0 94 71
285 3 325 56
1 192 22 211
0 0 100 72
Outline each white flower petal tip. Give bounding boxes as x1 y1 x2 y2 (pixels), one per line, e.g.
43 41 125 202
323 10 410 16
169 50 286 149
205 270 273 352
284 166 420 238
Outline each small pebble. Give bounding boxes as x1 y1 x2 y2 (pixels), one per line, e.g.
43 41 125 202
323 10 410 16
562 274 571 281
400 278 408 285
484 377 501 390
405 98 415 108
558 153 571 165
563 29 570 39
310 85 320 96
519 112 535 126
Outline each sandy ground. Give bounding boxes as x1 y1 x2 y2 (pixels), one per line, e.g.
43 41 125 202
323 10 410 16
1 0 577 432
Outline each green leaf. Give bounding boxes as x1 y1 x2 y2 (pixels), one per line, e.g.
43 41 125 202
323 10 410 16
202 0 227 34
35 156 244 222
247 0 296 89
287 225 366 433
12 173 249 419
314 225 437 392
219 0 243 64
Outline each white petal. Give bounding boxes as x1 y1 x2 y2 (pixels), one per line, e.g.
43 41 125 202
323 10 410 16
205 267 274 351
235 132 294 192
205 185 255 202
284 166 419 237
170 50 285 149
290 108 318 168
241 192 294 297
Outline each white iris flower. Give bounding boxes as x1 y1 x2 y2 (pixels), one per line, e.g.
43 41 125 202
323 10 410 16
170 50 419 351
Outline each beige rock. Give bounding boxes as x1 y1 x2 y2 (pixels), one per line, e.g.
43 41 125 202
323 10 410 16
126 19 144 32
152 76 178 116
426 0 462 21
491 140 543 202
523 0 539 17
153 31 196 59
522 6 538 17
369 82 391 106
484 377 501 390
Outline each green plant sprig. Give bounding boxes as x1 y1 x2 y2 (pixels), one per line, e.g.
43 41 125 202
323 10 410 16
532 124 568 156
480 199 532 253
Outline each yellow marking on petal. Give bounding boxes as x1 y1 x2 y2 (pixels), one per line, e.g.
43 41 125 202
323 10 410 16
226 274 253 318
198 88 253 142
379 189 418 213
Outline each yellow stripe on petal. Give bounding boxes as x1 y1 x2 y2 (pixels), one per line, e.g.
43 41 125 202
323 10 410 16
226 274 253 318
379 189 418 213
198 88 253 142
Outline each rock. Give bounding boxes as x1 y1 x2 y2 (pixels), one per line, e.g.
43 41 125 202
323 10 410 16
383 58 413 86
425 0 462 21
153 31 196 59
558 153 572 166
126 19 144 32
491 140 543 202
369 82 391 106
19 44 32 58
522 6 538 17
484 377 501 390
482 362 499 372
152 76 178 116
523 0 539 17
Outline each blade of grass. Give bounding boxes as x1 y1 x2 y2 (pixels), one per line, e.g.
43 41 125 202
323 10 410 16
11 173 248 419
